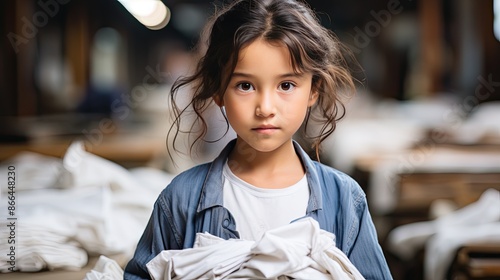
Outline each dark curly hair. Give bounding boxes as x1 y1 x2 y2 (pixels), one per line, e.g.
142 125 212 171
168 0 355 161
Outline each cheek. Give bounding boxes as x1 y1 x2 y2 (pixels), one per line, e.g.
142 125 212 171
281 97 310 119
223 98 246 122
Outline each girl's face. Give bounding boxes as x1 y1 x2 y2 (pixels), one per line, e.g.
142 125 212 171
218 38 318 154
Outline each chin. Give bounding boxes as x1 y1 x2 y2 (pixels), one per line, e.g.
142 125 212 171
248 141 287 153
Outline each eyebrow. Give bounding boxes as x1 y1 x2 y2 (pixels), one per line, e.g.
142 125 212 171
231 72 304 79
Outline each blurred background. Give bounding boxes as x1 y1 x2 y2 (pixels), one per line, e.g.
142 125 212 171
1 0 500 279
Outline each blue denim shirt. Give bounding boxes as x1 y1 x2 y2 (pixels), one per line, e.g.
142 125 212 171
124 140 393 279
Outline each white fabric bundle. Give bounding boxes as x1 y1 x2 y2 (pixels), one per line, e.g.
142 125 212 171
146 217 365 280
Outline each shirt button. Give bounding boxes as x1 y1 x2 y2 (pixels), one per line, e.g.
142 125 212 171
222 219 230 228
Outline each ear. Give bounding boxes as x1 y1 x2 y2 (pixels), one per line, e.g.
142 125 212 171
213 95 223 107
308 90 319 107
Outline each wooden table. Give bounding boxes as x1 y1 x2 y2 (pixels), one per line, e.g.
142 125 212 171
0 133 168 168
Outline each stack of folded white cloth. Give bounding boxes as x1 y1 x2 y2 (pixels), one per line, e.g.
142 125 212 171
0 210 88 272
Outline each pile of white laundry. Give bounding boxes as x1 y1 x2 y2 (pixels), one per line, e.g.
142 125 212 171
387 188 500 280
146 218 365 280
0 141 173 272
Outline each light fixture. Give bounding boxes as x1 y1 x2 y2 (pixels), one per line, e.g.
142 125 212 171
118 0 170 30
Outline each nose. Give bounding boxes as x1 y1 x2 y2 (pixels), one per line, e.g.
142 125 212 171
255 90 275 118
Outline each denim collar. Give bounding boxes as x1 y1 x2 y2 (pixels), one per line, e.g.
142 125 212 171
197 139 323 214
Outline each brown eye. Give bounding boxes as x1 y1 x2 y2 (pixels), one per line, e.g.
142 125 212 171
237 82 254 92
279 82 295 92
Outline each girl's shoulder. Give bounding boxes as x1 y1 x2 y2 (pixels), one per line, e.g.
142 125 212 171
311 160 366 198
311 160 356 182
159 162 212 198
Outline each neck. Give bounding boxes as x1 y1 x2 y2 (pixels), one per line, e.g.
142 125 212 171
227 138 305 188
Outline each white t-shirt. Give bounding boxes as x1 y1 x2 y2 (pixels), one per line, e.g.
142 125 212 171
222 161 310 241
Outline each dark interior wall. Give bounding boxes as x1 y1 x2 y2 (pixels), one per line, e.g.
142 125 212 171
1 0 18 117
479 0 500 102
1 0 192 117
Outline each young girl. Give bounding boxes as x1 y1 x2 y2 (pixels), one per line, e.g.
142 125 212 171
125 0 392 279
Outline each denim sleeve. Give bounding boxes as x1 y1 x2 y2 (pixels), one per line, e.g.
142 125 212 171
123 194 179 280
123 164 209 279
349 191 393 280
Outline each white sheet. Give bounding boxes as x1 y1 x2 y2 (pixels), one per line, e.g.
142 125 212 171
0 211 88 272
0 141 172 272
146 217 365 280
386 189 500 280
0 152 62 192
424 222 500 280
84 255 124 280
